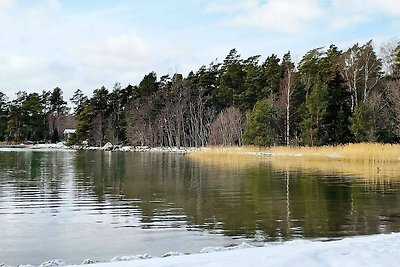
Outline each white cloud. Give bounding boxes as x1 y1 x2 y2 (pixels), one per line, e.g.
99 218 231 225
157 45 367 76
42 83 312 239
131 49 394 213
205 0 258 13
329 15 368 30
24 0 62 27
329 0 400 29
83 32 153 70
0 0 16 27
206 0 323 34
0 0 15 9
332 0 400 15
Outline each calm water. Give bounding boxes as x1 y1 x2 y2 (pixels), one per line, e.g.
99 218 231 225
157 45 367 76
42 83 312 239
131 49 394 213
0 149 399 265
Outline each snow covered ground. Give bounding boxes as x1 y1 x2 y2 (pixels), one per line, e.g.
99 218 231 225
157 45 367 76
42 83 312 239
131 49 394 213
7 233 397 267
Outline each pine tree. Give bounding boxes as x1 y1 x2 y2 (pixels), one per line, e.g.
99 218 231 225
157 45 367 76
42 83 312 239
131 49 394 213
325 70 353 144
243 98 278 146
394 42 400 79
300 80 329 146
0 92 8 141
350 102 375 142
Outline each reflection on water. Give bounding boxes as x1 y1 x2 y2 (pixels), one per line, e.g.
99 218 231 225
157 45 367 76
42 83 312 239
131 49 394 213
0 149 399 265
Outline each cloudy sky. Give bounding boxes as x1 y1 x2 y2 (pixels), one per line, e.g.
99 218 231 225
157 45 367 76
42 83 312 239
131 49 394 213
0 0 398 100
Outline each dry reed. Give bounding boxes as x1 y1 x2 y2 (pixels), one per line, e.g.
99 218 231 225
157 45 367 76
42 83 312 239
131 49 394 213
189 144 400 179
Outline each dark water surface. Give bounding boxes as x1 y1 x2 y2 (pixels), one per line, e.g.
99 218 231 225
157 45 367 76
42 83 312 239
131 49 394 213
0 149 399 265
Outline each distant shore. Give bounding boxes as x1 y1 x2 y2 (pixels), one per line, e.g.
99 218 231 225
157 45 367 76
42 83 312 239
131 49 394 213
0 142 196 154
2 143 400 163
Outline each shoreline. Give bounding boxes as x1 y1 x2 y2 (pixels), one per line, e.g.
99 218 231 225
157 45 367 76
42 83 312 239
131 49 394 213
0 143 196 154
2 233 399 267
2 143 400 163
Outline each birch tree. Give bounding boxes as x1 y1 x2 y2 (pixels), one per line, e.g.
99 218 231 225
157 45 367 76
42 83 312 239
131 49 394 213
278 52 295 146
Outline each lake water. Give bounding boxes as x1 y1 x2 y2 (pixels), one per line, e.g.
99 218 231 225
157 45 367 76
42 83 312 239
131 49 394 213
0 149 399 265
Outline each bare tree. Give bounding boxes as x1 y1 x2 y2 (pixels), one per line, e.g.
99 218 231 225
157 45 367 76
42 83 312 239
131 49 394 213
360 40 382 103
380 39 399 76
386 80 400 135
340 43 363 112
278 57 295 146
187 87 214 147
209 107 243 146
340 41 382 111
126 98 152 146
91 114 103 147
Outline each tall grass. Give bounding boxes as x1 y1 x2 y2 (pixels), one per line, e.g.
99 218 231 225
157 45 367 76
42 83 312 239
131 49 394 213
269 143 400 163
189 143 400 179
191 143 400 162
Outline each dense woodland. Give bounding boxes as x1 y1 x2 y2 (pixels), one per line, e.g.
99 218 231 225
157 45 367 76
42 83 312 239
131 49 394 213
1 39 400 147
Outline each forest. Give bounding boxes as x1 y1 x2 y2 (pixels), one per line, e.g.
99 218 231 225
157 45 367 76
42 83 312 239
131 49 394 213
0 39 399 147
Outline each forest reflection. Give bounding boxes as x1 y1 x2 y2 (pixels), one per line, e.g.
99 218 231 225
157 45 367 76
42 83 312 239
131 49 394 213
72 151 400 241
1 149 399 243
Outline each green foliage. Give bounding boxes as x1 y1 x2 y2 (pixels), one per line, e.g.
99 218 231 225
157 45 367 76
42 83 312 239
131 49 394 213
7 92 45 142
325 70 353 144
50 87 68 114
0 92 8 141
394 42 400 79
350 103 375 142
70 89 87 115
243 98 278 146
215 49 246 110
298 48 324 92
300 80 329 146
138 72 158 97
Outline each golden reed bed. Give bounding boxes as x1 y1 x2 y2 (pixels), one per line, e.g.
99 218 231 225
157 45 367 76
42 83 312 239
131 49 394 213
188 143 400 180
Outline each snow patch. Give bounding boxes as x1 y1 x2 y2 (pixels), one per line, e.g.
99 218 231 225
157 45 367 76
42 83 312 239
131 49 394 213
200 242 254 253
38 259 66 267
31 143 69 150
110 254 152 262
101 142 113 151
3 233 400 267
161 252 185 258
81 259 95 265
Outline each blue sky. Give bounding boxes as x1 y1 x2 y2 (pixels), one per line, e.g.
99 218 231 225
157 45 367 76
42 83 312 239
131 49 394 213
0 0 398 100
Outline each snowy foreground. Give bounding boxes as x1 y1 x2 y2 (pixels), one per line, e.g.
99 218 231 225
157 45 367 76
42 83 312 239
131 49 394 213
9 233 398 267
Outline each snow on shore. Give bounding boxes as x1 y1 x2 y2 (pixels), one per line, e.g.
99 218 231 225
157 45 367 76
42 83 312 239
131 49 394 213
4 233 397 267
25 143 194 154
67 233 400 267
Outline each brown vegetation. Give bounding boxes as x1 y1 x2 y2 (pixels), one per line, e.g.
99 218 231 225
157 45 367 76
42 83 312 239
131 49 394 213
189 143 400 179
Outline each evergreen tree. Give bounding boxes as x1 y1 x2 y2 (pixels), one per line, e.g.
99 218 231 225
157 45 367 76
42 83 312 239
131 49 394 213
243 98 278 146
325 70 353 144
138 72 158 97
7 92 29 141
300 79 329 146
0 92 8 141
394 42 400 79
298 48 324 93
350 102 375 142
261 54 282 97
7 92 46 142
215 49 245 110
74 86 110 146
238 55 262 111
70 89 87 115
47 87 68 142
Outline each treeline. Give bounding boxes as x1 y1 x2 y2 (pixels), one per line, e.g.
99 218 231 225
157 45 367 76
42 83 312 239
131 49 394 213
0 88 75 142
1 39 400 147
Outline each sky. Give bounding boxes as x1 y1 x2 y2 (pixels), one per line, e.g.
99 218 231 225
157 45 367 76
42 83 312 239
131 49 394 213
0 0 399 100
